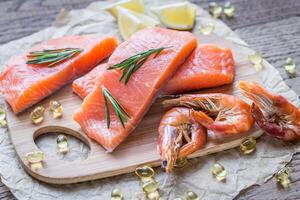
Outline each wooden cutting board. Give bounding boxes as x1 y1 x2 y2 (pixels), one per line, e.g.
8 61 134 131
6 35 263 184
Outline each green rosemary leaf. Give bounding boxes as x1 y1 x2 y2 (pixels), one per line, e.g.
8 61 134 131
26 48 83 67
107 47 168 84
28 48 80 55
103 91 110 129
102 86 130 128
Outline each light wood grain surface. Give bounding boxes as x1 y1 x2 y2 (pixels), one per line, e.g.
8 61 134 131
1 0 300 199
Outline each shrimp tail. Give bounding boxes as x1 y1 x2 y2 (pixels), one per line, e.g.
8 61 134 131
251 103 285 139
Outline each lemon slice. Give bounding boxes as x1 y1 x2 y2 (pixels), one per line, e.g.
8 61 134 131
150 2 196 30
104 0 144 18
117 7 159 40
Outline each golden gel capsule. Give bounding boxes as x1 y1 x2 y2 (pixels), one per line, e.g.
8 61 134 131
224 2 235 18
111 188 123 200
199 24 215 35
49 100 63 119
57 134 69 154
173 197 184 200
275 167 292 188
25 151 45 171
184 191 199 200
209 2 222 18
135 165 155 178
248 53 263 65
141 177 154 183
146 190 160 200
211 163 227 181
240 137 256 154
174 158 188 168
284 57 296 75
0 107 7 128
142 178 159 193
30 106 45 124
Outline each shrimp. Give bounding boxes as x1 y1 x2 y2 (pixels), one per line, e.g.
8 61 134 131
158 107 207 173
163 93 254 140
239 81 300 141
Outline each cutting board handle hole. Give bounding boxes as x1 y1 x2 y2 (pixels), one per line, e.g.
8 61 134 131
33 126 90 162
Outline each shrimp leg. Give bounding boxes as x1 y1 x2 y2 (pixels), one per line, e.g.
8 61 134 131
178 124 207 159
251 103 286 138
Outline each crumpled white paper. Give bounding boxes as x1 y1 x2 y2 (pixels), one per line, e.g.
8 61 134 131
0 1 299 200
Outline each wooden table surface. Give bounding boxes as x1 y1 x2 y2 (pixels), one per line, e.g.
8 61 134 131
0 0 299 199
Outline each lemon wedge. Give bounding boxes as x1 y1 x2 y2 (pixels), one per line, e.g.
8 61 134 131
150 2 196 30
117 7 159 40
104 0 145 18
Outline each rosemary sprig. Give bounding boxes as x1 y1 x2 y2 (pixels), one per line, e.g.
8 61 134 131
102 86 130 128
26 48 83 67
107 47 168 84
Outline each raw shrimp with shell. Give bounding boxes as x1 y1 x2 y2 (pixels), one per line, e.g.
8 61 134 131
158 107 207 173
239 81 300 141
163 93 254 141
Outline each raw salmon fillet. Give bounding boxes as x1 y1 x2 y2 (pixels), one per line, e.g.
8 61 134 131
72 63 108 99
72 44 234 99
73 27 197 151
163 44 234 94
0 35 118 113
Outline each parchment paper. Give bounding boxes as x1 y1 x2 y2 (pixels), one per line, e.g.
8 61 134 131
0 1 299 199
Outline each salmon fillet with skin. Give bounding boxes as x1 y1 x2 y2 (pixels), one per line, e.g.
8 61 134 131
73 27 197 151
72 44 234 99
0 35 118 113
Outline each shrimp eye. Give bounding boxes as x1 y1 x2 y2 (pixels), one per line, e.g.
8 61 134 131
162 160 168 168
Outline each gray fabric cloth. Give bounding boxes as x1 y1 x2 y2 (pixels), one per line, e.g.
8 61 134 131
0 1 299 199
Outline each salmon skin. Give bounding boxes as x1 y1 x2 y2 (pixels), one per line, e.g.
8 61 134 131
73 27 197 151
0 35 118 113
72 44 234 99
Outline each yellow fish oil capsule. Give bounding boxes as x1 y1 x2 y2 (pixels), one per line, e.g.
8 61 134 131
184 191 199 200
248 53 264 71
0 107 7 127
240 137 256 154
199 24 215 35
141 177 154 183
49 100 63 119
142 178 159 193
135 165 155 178
284 57 296 75
211 163 227 181
248 53 263 65
275 167 292 188
111 188 123 200
56 134 69 154
30 106 45 124
173 197 184 200
25 151 45 171
209 2 223 18
146 190 160 200
174 158 188 168
253 63 263 71
224 2 235 18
